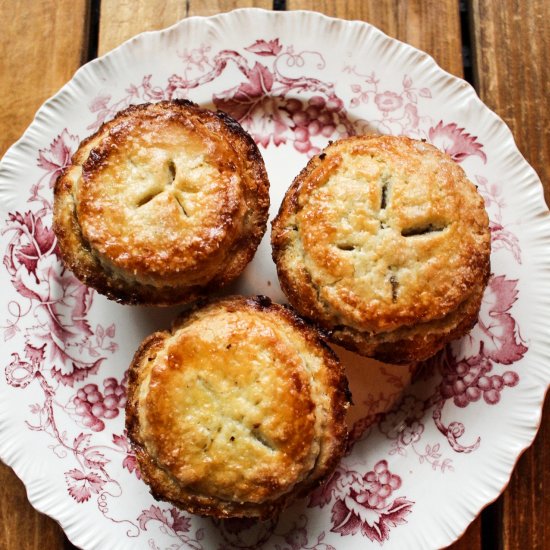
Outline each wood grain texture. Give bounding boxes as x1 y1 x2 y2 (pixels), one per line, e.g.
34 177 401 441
98 0 271 55
0 1 89 549
470 0 549 206
450 514 482 550
187 0 271 17
502 397 550 550
98 0 187 55
0 463 65 550
470 1 550 548
0 0 90 157
286 0 463 77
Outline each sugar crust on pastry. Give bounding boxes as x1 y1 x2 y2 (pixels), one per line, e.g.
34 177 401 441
271 135 491 363
53 100 269 304
125 296 350 519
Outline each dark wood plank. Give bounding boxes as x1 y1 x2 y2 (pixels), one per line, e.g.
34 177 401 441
500 398 550 550
470 0 550 207
470 1 550 549
452 514 483 550
0 462 64 550
0 1 90 548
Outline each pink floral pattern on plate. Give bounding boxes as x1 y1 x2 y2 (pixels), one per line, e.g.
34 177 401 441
0 18 537 550
309 460 413 544
90 39 351 158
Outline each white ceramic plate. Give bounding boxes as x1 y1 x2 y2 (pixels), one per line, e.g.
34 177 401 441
1 9 549 550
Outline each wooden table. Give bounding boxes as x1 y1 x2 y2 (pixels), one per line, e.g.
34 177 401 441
0 1 547 549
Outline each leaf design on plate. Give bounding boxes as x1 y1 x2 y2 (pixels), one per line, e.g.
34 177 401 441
65 469 105 503
245 38 283 56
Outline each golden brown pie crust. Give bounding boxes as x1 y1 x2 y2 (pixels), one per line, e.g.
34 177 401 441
125 296 350 519
53 100 269 305
271 135 491 363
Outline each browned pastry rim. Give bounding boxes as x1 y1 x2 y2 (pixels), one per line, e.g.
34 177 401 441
53 100 269 305
271 135 491 364
125 295 350 519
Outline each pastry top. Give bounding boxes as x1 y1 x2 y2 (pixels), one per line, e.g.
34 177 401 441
54 100 269 304
126 296 349 518
272 135 491 334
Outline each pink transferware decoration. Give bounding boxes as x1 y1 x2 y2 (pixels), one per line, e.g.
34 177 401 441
0 9 548 550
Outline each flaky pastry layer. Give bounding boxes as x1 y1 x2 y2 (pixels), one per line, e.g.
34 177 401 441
272 135 491 363
53 100 269 304
126 296 349 519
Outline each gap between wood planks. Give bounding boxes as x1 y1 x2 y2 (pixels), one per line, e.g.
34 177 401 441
85 0 100 62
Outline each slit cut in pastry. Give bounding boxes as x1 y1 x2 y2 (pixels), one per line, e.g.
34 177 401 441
126 296 350 519
53 100 269 305
271 135 491 364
